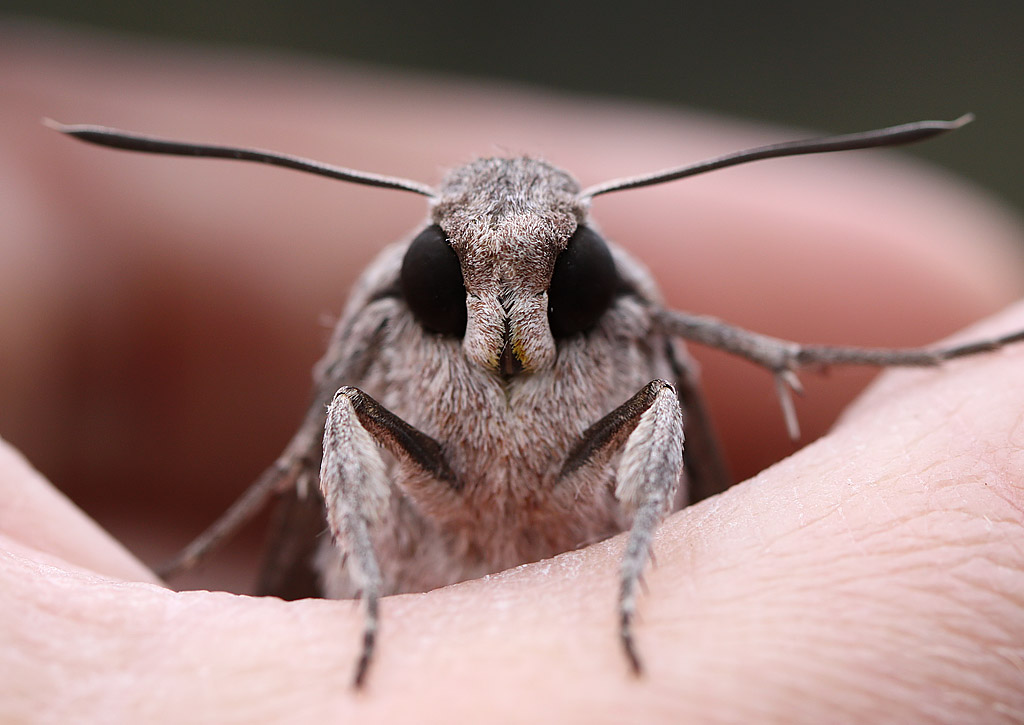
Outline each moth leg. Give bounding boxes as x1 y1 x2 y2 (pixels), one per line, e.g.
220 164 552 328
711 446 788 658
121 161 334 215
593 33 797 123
667 341 731 503
320 386 456 688
156 407 326 579
560 380 685 675
255 470 326 598
656 307 1024 439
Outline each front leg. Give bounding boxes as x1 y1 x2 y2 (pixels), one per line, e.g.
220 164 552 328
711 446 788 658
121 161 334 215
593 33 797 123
561 380 685 674
320 386 457 687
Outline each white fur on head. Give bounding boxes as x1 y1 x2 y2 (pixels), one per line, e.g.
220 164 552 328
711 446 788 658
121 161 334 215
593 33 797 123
433 157 586 373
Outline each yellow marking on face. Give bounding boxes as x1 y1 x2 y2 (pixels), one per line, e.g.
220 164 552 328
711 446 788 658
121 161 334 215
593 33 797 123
512 338 530 370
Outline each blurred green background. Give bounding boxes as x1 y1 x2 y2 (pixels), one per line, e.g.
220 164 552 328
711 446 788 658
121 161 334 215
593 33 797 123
2 1 1022 211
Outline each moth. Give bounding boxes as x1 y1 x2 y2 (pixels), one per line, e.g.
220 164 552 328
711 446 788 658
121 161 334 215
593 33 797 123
51 114 1023 687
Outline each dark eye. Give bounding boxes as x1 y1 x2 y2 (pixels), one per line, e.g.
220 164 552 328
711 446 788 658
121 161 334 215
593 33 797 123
400 225 467 336
547 225 618 338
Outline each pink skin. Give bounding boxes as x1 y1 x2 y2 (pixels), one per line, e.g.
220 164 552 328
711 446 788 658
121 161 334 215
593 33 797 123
3 25 1024 722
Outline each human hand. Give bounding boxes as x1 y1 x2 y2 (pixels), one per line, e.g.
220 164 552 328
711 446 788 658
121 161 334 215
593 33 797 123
3 24 1023 722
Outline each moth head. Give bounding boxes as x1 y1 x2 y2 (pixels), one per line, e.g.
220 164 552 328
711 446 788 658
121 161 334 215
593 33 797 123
398 157 618 377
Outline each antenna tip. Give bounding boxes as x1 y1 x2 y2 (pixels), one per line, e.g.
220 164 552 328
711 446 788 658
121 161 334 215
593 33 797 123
952 112 975 128
41 117 68 132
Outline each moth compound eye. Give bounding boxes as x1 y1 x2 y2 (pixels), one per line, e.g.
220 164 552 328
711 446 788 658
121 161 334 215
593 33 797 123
547 225 618 339
400 225 468 337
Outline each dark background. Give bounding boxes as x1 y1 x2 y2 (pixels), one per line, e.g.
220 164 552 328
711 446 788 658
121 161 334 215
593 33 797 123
2 1 1023 212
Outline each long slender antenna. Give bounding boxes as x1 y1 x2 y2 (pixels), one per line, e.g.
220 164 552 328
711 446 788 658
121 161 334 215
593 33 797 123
579 114 974 201
44 120 437 198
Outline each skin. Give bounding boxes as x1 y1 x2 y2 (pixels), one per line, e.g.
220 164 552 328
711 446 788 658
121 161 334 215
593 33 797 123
3 25 1024 723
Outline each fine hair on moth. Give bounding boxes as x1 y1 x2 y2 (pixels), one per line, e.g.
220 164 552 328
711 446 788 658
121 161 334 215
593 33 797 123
49 114 1024 688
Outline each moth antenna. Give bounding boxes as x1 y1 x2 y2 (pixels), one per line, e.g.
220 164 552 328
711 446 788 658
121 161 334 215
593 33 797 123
579 114 974 200
43 119 437 198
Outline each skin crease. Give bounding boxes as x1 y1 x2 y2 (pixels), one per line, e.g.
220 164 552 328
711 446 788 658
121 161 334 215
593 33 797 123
3 25 1024 724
